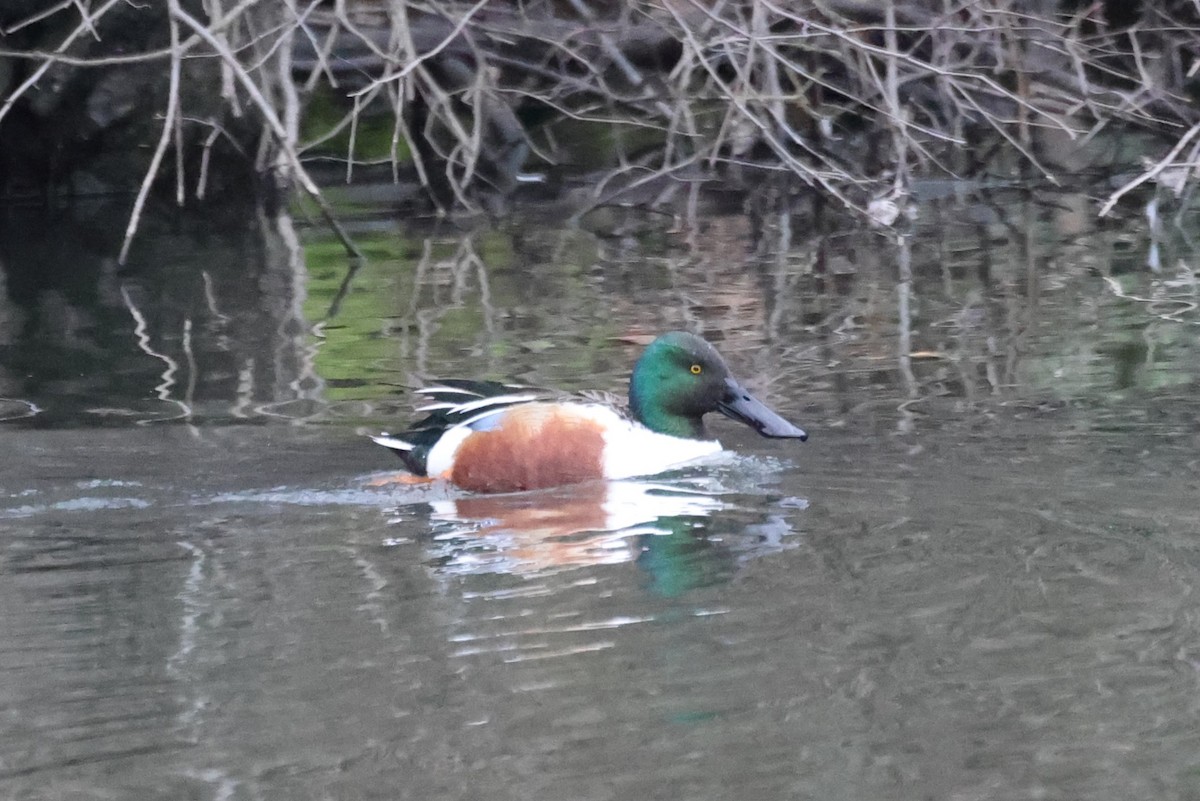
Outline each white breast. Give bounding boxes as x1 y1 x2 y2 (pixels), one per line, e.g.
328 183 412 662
584 406 723 479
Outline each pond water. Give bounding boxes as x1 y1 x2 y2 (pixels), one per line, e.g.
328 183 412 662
1 186 1199 800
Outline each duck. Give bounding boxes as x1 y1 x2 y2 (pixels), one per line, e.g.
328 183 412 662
370 331 807 493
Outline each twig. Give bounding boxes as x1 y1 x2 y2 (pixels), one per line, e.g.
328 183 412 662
0 0 124 127
3 0 74 35
118 1 184 264
351 0 490 97
171 2 364 259
1099 121 1200 216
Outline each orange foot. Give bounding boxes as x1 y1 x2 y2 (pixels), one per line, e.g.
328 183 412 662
366 473 437 488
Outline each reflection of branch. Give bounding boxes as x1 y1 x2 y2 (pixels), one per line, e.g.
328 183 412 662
0 398 42 422
469 240 497 344
894 233 918 400
274 207 326 409
404 239 436 375
182 318 197 411
201 271 232 327
120 285 193 423
324 256 366 320
230 358 255 419
1102 276 1199 325
450 237 497 366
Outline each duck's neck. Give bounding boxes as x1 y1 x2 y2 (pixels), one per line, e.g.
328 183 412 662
629 388 706 440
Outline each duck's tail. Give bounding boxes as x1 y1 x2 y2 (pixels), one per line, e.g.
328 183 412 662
370 379 547 479
370 432 429 476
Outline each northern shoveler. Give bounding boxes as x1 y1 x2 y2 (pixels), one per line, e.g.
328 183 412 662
370 331 807 493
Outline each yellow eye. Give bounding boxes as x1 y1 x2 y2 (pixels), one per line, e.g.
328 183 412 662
690 364 703 375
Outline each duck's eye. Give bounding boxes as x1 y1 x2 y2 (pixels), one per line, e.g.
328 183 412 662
690 364 703 375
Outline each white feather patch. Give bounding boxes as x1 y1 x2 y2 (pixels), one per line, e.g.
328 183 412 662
425 427 474 477
370 433 415 451
415 386 481 397
449 393 540 414
415 402 459 412
598 421 722 480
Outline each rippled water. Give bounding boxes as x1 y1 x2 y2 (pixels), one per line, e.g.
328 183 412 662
1 189 1199 799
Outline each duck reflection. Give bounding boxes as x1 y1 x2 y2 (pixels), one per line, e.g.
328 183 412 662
422 480 733 584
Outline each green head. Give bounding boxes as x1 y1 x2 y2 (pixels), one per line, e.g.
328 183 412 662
628 332 808 441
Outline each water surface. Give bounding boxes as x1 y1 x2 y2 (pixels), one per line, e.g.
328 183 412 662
1 189 1198 799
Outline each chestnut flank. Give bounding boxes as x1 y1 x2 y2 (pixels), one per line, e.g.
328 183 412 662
449 405 607 492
